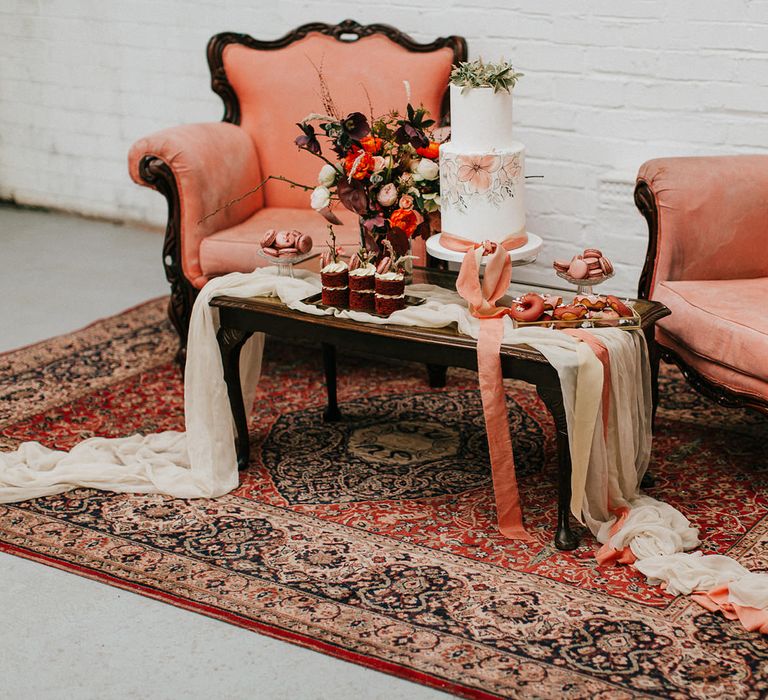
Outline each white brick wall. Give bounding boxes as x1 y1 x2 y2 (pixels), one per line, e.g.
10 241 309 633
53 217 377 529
2 0 767 296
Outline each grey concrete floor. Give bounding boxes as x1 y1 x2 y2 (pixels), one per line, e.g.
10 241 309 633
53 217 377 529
0 206 447 700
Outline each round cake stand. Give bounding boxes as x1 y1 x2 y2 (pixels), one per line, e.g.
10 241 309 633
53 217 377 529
256 249 316 278
554 269 614 295
426 232 543 267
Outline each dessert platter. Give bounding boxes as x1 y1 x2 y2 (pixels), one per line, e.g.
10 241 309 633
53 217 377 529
256 228 316 277
553 246 615 295
504 290 639 330
312 240 425 318
427 80 542 264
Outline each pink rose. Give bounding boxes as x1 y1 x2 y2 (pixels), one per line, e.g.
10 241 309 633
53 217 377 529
398 194 414 210
377 182 398 207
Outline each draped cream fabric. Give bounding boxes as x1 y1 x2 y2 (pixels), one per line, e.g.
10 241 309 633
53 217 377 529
0 268 765 615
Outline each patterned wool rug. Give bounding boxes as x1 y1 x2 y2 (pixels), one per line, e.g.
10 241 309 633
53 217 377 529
1 299 766 699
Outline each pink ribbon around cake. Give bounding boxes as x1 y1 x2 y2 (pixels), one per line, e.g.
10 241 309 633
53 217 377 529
441 231 528 254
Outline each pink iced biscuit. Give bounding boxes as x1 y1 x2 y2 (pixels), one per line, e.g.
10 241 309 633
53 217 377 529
278 247 299 256
599 257 614 275
296 234 313 254
261 229 277 248
262 246 279 257
376 257 392 274
567 258 589 279
583 248 603 258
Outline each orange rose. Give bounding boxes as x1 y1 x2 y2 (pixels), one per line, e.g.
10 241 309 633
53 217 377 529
344 147 375 180
416 141 440 159
389 208 423 237
360 136 383 154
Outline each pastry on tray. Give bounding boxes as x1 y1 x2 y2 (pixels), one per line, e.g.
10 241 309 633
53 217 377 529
320 227 348 308
348 249 376 313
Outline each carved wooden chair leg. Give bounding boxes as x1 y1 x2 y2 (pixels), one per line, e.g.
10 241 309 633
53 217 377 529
537 383 580 551
322 343 341 422
426 364 448 388
216 326 254 470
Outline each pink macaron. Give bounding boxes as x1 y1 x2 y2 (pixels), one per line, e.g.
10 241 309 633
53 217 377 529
599 257 614 275
567 258 589 279
261 246 279 257
296 233 313 254
553 259 571 272
583 248 603 258
376 257 392 274
275 230 293 249
278 247 299 256
261 229 277 248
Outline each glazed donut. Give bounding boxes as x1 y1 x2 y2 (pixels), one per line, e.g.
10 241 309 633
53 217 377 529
509 293 546 322
606 295 633 317
553 304 588 321
574 293 607 310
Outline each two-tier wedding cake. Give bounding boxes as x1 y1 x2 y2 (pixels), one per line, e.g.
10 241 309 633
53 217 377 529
438 63 528 253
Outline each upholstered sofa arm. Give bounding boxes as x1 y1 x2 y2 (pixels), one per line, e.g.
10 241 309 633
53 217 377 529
128 122 264 288
636 155 768 296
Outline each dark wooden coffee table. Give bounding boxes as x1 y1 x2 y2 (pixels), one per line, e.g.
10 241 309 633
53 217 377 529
210 266 669 550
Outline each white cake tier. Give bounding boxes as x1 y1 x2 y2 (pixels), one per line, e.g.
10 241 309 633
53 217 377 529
448 84 517 151
439 142 526 245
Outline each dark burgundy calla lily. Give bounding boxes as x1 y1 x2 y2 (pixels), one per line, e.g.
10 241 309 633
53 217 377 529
340 112 370 140
386 228 410 256
295 123 321 155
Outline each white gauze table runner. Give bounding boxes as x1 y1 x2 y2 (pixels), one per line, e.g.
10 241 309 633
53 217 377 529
0 268 765 616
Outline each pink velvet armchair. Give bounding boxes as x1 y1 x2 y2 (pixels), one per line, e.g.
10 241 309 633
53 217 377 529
128 20 466 362
635 156 768 416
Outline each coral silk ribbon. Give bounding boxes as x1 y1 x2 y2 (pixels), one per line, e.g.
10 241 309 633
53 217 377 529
441 231 528 254
457 247 533 540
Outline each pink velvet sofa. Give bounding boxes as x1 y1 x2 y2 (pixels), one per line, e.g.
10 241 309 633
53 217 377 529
128 20 466 362
635 156 768 416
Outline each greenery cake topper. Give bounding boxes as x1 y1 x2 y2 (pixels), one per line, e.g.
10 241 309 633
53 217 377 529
450 58 523 94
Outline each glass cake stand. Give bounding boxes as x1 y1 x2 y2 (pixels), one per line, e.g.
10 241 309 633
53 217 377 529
555 269 615 295
256 249 317 278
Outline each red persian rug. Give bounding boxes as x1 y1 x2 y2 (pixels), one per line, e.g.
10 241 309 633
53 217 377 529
1 299 766 699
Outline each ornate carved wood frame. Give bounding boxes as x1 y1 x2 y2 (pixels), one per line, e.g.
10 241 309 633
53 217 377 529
136 20 467 364
634 180 768 416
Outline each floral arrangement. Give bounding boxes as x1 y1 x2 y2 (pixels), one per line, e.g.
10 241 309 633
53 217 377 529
296 94 442 260
450 58 523 94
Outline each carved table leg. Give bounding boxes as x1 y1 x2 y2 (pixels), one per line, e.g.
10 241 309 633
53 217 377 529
217 326 253 471
426 364 448 388
537 383 580 550
322 343 341 422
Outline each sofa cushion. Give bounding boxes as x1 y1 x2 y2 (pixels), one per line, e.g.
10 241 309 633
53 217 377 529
654 278 768 382
198 206 361 279
657 328 768 403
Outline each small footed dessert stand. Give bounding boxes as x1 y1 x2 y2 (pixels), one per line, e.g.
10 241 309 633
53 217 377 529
426 232 543 266
555 269 614 296
257 249 316 278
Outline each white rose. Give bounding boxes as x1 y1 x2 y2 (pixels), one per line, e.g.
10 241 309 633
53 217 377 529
317 164 337 187
423 192 441 212
310 186 331 211
415 158 439 181
373 155 391 173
